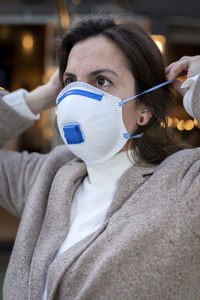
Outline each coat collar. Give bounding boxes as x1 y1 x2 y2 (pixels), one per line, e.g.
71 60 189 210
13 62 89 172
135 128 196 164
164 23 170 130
104 162 157 220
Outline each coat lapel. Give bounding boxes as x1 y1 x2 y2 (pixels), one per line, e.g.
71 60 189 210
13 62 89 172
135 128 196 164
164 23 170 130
28 157 87 300
105 163 157 220
47 219 110 300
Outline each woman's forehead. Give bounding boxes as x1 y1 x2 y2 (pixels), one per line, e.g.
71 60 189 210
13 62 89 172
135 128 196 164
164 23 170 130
65 35 128 74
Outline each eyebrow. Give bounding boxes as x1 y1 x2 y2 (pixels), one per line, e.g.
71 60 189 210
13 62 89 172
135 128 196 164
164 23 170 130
88 69 119 78
63 69 119 79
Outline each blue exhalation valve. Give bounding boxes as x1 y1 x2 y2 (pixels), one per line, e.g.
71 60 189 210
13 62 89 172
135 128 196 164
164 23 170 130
63 124 84 144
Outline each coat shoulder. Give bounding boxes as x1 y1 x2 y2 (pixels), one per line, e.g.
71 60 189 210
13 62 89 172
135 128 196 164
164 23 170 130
156 147 200 177
164 147 200 163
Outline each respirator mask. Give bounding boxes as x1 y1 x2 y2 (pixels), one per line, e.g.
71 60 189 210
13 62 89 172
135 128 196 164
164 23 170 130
56 80 171 165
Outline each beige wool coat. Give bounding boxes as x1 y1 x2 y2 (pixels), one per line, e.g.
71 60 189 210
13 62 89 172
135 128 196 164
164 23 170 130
0 79 200 300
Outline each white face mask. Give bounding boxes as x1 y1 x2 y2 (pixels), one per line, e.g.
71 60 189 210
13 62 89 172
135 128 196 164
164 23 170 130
56 81 138 165
56 80 171 165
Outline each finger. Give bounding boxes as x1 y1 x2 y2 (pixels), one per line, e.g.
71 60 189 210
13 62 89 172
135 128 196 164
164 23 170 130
166 58 191 80
165 56 191 76
187 55 200 78
179 55 191 61
165 62 177 75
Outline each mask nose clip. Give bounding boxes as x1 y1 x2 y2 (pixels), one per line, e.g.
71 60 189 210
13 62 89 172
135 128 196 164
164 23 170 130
63 124 84 144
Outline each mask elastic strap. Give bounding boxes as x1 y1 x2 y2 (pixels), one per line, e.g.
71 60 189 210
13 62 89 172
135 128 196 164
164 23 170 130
122 79 172 139
119 79 173 107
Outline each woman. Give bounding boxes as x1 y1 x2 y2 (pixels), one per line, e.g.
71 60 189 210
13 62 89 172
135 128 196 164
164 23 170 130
1 15 200 300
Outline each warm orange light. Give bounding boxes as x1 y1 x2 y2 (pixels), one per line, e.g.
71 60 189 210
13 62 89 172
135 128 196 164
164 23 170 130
184 119 194 131
167 117 178 127
177 120 184 131
160 121 166 128
151 35 166 54
156 41 163 52
22 33 34 53
57 0 70 32
194 119 200 128
161 117 198 130
60 11 70 31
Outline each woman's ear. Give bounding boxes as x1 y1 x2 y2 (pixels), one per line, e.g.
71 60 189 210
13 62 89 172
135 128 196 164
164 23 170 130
137 110 152 126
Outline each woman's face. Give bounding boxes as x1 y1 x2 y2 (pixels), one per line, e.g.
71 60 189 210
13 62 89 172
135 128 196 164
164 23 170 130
63 35 149 134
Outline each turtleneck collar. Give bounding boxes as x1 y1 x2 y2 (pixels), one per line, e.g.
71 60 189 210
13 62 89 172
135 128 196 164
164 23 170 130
86 150 135 187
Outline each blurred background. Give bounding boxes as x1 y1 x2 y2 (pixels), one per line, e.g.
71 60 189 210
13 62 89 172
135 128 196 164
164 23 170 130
0 0 200 297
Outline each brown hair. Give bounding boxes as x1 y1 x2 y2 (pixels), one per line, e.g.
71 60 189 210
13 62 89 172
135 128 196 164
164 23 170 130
57 15 190 164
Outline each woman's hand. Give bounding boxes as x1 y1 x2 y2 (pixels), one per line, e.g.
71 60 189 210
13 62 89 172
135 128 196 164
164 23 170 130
165 55 200 96
24 69 61 115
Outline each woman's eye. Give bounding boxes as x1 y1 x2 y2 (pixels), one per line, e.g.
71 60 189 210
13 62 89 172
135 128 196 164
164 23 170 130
64 78 74 86
96 77 110 87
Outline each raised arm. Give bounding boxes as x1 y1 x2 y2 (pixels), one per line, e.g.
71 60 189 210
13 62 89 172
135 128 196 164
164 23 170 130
24 69 61 114
0 71 61 217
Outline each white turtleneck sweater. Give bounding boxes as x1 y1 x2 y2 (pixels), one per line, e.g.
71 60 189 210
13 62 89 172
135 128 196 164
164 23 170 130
2 74 199 300
54 150 134 257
